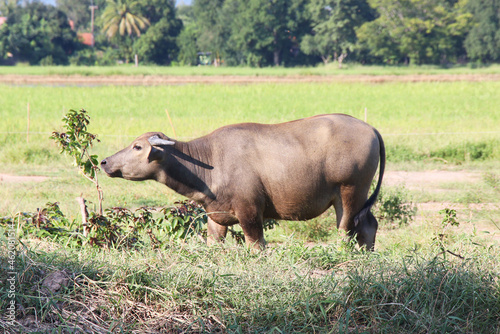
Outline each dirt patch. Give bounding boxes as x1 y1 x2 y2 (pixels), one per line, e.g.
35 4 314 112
41 270 71 294
1 73 500 86
384 170 499 244
0 173 48 183
417 202 498 211
384 170 481 191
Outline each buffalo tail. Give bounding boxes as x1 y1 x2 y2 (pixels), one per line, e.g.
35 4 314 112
354 128 385 227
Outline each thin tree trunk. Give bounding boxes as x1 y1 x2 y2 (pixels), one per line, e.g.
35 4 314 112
274 50 280 66
273 29 280 66
338 53 347 69
76 197 89 237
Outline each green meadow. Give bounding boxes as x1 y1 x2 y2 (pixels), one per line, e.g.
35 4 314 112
1 76 499 332
1 81 498 152
2 63 500 76
1 81 499 217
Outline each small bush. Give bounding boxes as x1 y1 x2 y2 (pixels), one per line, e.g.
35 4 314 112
95 47 122 66
1 200 280 249
0 201 208 249
69 48 97 66
374 187 416 228
39 55 54 66
0 202 79 244
483 172 500 190
386 144 421 163
386 140 499 164
433 208 462 245
430 141 496 163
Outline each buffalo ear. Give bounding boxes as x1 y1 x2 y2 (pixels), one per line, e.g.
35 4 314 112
148 146 164 162
148 134 175 147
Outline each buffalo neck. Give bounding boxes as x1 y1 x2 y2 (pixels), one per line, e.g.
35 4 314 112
157 138 215 203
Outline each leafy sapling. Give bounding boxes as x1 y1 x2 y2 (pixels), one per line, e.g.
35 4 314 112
51 109 103 214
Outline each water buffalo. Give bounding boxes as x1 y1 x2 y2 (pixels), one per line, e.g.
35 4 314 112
101 114 385 250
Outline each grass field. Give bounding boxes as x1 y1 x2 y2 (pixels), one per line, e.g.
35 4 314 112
0 71 499 332
1 63 500 76
0 81 498 216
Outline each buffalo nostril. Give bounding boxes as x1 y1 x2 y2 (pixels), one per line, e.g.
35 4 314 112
101 159 107 165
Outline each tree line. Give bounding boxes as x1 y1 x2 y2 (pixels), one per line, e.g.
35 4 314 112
0 0 498 67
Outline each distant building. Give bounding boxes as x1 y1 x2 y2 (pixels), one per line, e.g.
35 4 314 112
78 32 93 46
68 19 93 46
0 17 6 26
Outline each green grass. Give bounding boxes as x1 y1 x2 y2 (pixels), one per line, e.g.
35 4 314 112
0 81 499 218
2 63 500 76
0 76 499 332
1 234 498 333
0 81 498 141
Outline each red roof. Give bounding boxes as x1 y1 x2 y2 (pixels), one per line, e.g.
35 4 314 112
78 32 93 46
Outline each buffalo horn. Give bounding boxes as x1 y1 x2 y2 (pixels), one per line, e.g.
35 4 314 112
148 135 175 146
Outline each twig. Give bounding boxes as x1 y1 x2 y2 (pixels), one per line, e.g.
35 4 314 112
436 250 465 260
334 260 358 268
165 109 177 139
76 197 89 237
446 249 464 259
27 102 30 143
74 132 103 215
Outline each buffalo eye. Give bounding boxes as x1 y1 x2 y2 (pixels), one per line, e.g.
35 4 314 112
133 144 142 151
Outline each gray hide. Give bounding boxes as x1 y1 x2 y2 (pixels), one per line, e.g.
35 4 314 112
101 114 385 250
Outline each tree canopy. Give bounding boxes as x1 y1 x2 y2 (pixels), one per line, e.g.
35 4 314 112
101 0 150 38
356 0 472 64
464 0 500 62
97 0 180 64
55 0 107 32
0 0 499 66
133 0 182 65
301 0 375 66
0 2 78 65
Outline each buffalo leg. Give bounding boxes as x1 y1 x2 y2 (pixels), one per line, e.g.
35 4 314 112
206 217 228 245
332 196 354 245
333 196 343 230
240 222 266 250
237 215 266 250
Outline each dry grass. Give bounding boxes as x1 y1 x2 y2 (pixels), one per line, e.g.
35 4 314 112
1 231 499 333
1 73 500 86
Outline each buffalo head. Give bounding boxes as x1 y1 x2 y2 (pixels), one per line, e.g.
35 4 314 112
101 132 175 181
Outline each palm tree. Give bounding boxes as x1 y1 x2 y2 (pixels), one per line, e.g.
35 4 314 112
101 0 150 39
